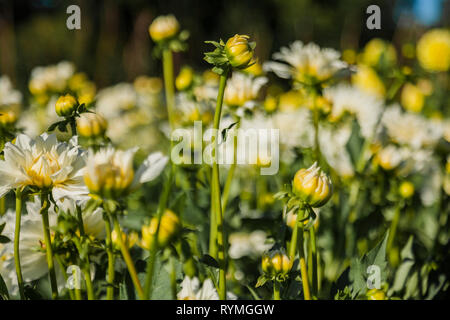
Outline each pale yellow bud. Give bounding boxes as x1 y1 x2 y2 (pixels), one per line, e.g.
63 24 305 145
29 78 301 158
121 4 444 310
262 251 292 278
141 209 181 249
401 83 424 113
225 34 254 68
55 94 78 117
292 162 332 208
176 67 194 91
76 112 108 138
149 15 180 42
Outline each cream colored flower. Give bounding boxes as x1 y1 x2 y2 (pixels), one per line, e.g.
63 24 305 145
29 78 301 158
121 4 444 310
0 133 88 201
264 41 347 84
382 106 442 149
228 230 272 259
84 147 168 198
177 277 237 300
324 84 384 139
224 72 267 117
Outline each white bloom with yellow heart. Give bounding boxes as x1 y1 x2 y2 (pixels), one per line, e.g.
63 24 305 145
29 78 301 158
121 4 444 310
264 41 347 83
0 133 88 201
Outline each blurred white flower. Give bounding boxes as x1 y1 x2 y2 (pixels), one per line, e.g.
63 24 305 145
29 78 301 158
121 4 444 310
228 230 272 259
324 84 384 139
382 106 442 149
0 76 22 106
177 276 237 300
224 72 267 117
0 201 65 296
264 41 347 83
29 61 75 94
319 123 355 177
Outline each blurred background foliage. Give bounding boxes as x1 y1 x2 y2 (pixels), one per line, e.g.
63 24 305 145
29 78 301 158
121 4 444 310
0 0 448 97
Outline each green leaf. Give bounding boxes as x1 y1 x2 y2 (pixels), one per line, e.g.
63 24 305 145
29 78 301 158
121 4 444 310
199 254 219 268
255 275 268 288
148 255 182 299
246 285 261 300
0 235 10 244
0 273 10 300
348 231 389 298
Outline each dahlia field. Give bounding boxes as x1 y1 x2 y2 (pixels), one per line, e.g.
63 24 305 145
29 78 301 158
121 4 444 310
0 3 449 301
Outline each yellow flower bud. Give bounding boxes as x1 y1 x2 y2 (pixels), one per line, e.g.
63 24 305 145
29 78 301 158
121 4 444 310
0 109 18 126
76 112 108 138
417 29 450 72
362 38 397 67
375 146 402 171
262 251 292 278
352 64 385 98
264 96 278 113
401 83 424 113
149 15 180 42
141 209 181 249
243 59 263 76
399 181 414 199
111 229 139 249
225 34 254 69
366 288 386 300
292 162 332 208
55 94 78 117
176 67 194 91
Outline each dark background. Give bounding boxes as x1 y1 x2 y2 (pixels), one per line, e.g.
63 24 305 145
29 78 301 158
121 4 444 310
0 0 448 95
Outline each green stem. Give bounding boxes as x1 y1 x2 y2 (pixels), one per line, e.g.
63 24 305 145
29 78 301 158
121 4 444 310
40 193 58 299
111 213 145 300
298 223 311 300
221 121 239 215
387 203 402 257
0 196 5 216
103 213 115 300
14 189 25 299
144 166 174 299
309 225 318 296
211 70 229 300
273 281 281 300
162 48 175 131
289 208 311 300
72 237 95 300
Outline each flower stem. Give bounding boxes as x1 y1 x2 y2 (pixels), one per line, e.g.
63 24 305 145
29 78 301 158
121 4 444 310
298 223 311 300
309 225 318 296
40 193 58 299
211 69 229 300
162 48 175 131
14 189 25 300
289 208 311 300
273 281 281 300
221 121 239 215
111 213 145 300
103 213 115 300
144 165 174 299
72 237 95 300
387 203 402 259
0 196 5 216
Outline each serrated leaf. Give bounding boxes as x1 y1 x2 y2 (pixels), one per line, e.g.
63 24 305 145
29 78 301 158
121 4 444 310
255 275 268 288
348 231 389 298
